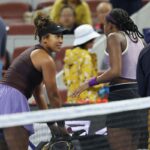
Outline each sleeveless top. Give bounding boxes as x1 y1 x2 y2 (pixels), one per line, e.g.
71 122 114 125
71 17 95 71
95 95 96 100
104 32 144 80
1 44 43 99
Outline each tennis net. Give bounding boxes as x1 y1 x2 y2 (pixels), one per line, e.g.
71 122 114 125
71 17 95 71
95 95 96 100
0 97 149 150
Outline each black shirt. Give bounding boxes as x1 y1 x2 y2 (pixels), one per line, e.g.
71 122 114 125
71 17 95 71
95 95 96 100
136 44 150 97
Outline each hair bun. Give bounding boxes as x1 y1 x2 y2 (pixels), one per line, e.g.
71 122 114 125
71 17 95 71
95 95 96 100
34 13 50 29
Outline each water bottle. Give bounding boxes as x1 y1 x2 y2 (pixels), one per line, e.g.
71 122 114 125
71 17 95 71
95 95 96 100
98 86 109 99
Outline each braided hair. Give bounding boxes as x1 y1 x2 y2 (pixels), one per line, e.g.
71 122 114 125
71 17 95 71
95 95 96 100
106 8 144 42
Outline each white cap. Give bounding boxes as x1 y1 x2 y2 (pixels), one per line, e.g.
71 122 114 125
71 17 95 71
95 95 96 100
73 24 100 46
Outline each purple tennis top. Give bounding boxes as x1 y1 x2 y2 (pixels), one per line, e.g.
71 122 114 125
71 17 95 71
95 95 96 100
104 32 144 80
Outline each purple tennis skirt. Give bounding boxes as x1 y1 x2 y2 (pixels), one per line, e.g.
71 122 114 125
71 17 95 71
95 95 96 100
0 84 34 135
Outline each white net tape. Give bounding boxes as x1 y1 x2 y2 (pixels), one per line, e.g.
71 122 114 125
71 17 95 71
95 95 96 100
0 96 150 128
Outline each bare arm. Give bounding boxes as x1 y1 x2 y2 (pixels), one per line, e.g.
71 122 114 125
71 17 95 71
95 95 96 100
33 83 48 110
31 50 62 108
41 55 62 108
31 50 68 136
41 55 70 135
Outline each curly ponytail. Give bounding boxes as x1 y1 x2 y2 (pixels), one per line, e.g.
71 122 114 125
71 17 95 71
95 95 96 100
34 14 52 41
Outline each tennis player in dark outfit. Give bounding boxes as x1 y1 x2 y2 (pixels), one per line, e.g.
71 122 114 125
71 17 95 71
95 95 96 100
0 15 68 150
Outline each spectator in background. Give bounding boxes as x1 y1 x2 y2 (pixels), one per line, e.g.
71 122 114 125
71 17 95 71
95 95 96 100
95 2 112 34
110 0 142 16
58 5 77 34
0 17 7 80
63 24 106 103
50 0 92 25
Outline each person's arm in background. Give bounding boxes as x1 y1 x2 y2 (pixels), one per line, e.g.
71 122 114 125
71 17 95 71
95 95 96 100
50 0 63 23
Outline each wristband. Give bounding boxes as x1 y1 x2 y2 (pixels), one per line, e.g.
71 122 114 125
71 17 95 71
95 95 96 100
88 77 99 87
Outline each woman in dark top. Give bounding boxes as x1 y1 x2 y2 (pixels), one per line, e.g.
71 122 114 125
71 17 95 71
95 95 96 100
0 15 68 150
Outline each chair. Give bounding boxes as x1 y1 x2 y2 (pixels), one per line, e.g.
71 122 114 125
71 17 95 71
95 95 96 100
0 2 32 20
8 23 35 35
12 46 31 61
36 1 54 10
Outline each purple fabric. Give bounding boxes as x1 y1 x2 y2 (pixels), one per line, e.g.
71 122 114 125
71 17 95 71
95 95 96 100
0 84 34 135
